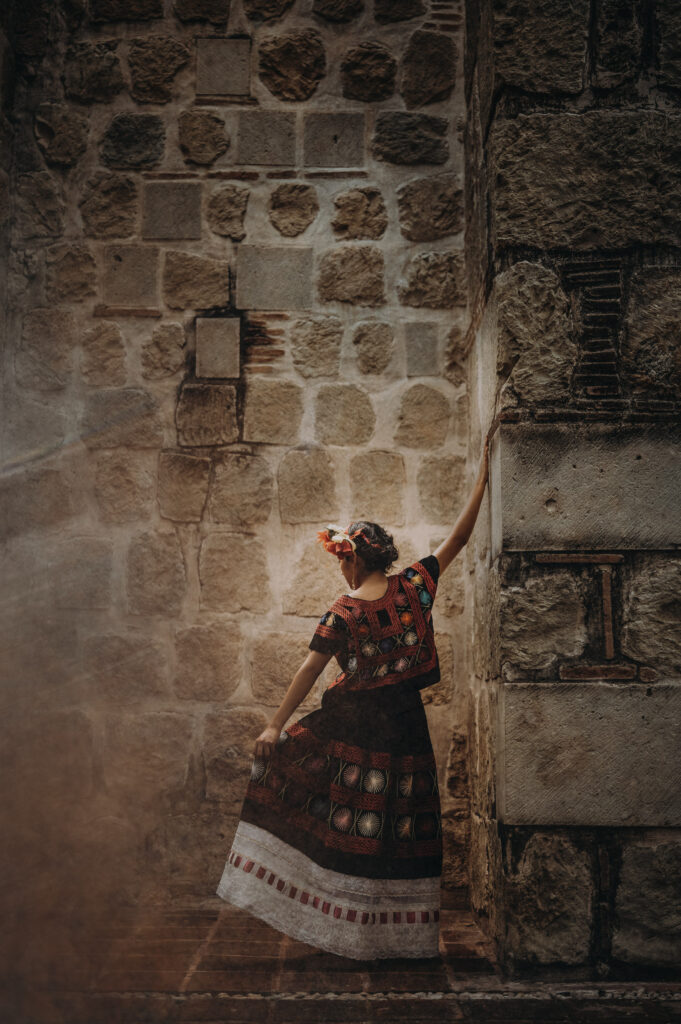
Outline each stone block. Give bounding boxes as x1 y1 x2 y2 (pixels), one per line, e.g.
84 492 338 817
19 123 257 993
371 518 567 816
198 534 270 611
173 622 241 702
612 838 681 966
15 171 65 239
142 182 202 240
126 529 186 616
290 315 342 377
242 379 304 444
203 708 269 811
492 0 589 94
490 422 681 554
353 320 394 374
405 322 439 376
142 322 187 379
100 113 165 170
350 450 405 526
81 321 126 386
622 267 681 398
621 558 681 677
268 183 319 237
81 388 163 449
207 453 274 527
195 317 240 378
394 384 451 448
176 383 238 446
45 242 97 303
250 632 320 707
397 172 463 242
658 0 681 89
400 29 456 108
101 244 159 306
79 172 138 239
92 450 156 523
197 36 251 96
331 187 387 240
397 250 467 308
158 450 211 522
593 0 641 88
17 308 77 391
236 244 312 310
278 446 338 523
258 29 326 101
282 540 345 615
127 35 189 103
315 383 375 445
318 246 384 306
63 41 125 104
179 109 230 165
238 111 295 165
373 112 448 165
303 112 364 167
417 454 466 525
163 250 230 309
51 537 113 610
207 182 249 239
34 103 88 167
83 632 168 703
499 682 681 825
102 712 193 806
341 41 396 101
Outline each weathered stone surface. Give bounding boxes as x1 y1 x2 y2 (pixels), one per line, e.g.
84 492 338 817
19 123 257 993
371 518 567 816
313 0 362 20
350 450 405 525
353 320 394 374
243 0 294 20
621 559 681 676
657 0 681 89
174 0 230 22
34 103 88 167
612 839 681 966
90 0 163 19
128 35 189 102
0 464 76 543
16 172 65 239
331 187 387 240
174 622 241 702
593 0 641 87
268 183 319 237
197 36 251 95
242 379 304 444
178 109 229 165
315 384 375 445
258 30 325 101
493 0 588 93
176 384 238 446
102 712 193 805
44 243 96 304
63 41 125 103
51 537 113 609
278 447 338 523
163 250 230 309
282 540 345 615
238 111 295 165
400 30 456 108
374 0 424 20
417 455 466 524
81 388 164 449
341 42 396 101
102 244 159 306
405 321 439 376
81 321 126 386
304 112 364 167
204 708 269 811
397 173 463 241
490 111 681 249
142 182 202 240
16 308 77 391
504 833 592 964
499 571 587 680
394 384 451 448
158 450 211 522
2 393 67 470
250 633 319 707
318 246 384 306
100 113 165 170
373 112 448 165
79 172 138 238
126 530 186 616
206 183 249 240
83 632 168 702
421 632 453 706
93 450 156 522
196 317 240 378
208 453 274 527
495 262 578 407
398 251 466 308
622 268 681 397
199 535 270 611
290 315 342 378
142 322 186 379
236 245 313 310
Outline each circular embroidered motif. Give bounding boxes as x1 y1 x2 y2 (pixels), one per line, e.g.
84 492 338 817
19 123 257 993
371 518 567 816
362 768 387 793
357 811 381 837
331 806 354 832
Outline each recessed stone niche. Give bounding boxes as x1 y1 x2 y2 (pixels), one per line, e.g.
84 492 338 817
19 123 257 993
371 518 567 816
195 317 241 378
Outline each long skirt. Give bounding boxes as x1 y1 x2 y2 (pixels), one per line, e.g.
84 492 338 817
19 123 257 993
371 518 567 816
216 683 442 960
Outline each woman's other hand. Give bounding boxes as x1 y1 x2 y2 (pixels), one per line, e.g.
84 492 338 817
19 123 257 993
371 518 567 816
254 724 281 759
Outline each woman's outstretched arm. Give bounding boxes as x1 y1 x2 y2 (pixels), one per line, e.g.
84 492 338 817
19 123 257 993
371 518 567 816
253 649 332 758
433 434 490 575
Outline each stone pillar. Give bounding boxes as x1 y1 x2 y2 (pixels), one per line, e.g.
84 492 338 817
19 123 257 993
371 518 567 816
464 0 681 974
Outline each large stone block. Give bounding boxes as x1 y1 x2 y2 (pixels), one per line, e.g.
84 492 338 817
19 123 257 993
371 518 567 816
238 111 295 165
158 450 211 522
278 446 338 523
268 182 319 237
352 320 394 374
102 712 193 806
593 0 641 88
15 172 65 239
490 422 681 554
258 29 326 101
179 109 230 166
93 450 156 522
397 251 466 308
303 113 365 167
79 172 138 239
499 682 681 825
101 244 159 306
100 113 165 170
236 244 312 310
290 315 342 377
142 182 202 240
207 183 249 239
16 308 77 391
331 187 387 240
173 622 241 702
373 112 448 165
315 383 375 445
657 0 681 90
196 36 251 96
207 453 274 527
341 41 396 101
620 558 681 677
163 250 230 309
176 383 238 446
195 317 240 378
81 321 126 386
127 35 190 103
282 540 345 615
318 246 384 306
400 29 456 108
612 838 681 966
45 243 97 303
81 388 163 449
34 103 88 167
492 0 589 94
350 450 405 525
83 632 168 703
63 41 125 104
622 267 681 398
417 454 466 525
142 322 187 379
394 384 451 448
126 530 187 617
242 379 304 444
198 534 270 611
405 321 439 376
396 172 463 242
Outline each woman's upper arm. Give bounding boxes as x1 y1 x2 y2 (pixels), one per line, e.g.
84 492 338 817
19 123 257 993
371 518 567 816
302 649 333 675
432 532 465 574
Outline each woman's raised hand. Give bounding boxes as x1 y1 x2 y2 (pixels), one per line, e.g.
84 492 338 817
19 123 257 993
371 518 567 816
254 723 281 760
478 434 490 485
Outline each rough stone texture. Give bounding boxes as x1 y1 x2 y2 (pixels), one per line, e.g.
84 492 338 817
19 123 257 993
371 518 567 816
490 111 681 250
315 384 375 445
101 244 159 306
620 559 681 676
398 251 467 308
331 187 387 240
374 0 424 21
313 0 363 20
352 320 394 374
494 261 578 407
63 41 125 103
16 172 65 239
236 245 313 310
242 379 304 445
290 315 342 378
250 633 320 707
176 384 238 446
127 35 190 103
51 537 113 609
126 530 186 616
421 632 453 706
83 632 168 702
142 322 186 379
396 173 463 241
0 464 77 543
174 0 230 23
34 103 88 167
417 455 466 524
142 182 202 240
318 246 385 306
304 112 364 167
100 113 165 170
268 183 319 237
340 42 396 101
199 535 270 611
79 172 138 238
90 0 163 19
243 0 294 20
206 183 250 240
350 450 405 525
593 0 641 88
500 682 681 826
174 622 241 702
400 30 457 108
657 0 681 90
373 112 449 165
405 321 439 376
258 30 326 101
178 109 229 165
492 0 589 93
163 250 230 309
81 321 126 386
16 308 77 391
81 388 164 449
196 36 251 95
612 839 681 966
93 450 156 522
504 833 593 965
238 111 295 165
195 317 240 378
207 453 274 527
102 711 193 806
622 267 681 397
45 243 97 303
394 384 451 448
204 708 269 811
158 450 211 522
278 447 338 523
282 540 345 615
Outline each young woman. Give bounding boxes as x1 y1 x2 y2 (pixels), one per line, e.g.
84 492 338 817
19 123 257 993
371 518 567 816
216 435 490 959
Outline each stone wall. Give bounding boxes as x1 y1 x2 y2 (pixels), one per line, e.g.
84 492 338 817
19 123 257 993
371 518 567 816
0 0 472 984
464 0 681 975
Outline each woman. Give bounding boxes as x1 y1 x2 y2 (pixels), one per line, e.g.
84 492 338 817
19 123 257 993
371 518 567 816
216 435 490 959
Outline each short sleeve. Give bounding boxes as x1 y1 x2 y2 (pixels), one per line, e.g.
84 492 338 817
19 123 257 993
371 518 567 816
401 554 440 602
309 609 349 655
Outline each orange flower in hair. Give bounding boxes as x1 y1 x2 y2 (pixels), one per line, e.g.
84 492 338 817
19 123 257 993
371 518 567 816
316 524 356 559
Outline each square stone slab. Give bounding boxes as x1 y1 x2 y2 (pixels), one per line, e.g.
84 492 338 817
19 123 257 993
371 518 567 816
238 111 295 166
101 244 159 306
195 317 240 378
142 182 202 240
236 245 313 310
196 36 251 98
303 113 365 168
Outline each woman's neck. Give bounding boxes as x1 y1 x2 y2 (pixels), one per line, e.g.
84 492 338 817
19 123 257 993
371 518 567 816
349 571 389 599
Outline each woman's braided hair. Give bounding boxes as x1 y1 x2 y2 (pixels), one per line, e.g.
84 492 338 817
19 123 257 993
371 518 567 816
347 520 399 574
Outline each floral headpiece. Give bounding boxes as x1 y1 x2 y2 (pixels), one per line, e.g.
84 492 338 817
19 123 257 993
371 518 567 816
316 523 381 560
